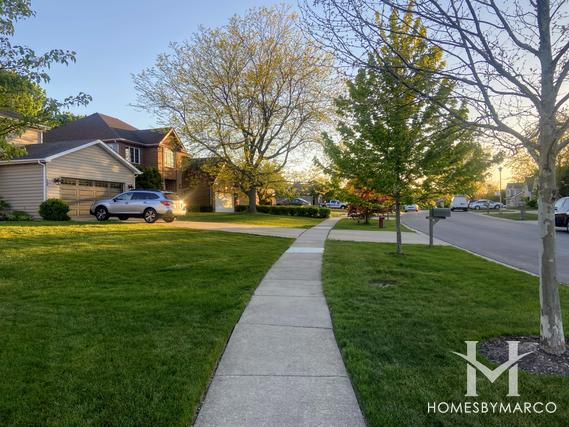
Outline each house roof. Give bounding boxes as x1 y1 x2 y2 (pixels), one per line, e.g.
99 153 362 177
0 139 141 174
43 112 174 146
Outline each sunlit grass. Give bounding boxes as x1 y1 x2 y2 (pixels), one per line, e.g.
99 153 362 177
0 223 291 426
180 212 324 228
334 218 414 232
324 241 569 426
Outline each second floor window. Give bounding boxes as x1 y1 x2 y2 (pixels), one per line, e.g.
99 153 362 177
164 148 175 168
126 146 140 164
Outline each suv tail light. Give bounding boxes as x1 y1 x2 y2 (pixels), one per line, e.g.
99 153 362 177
160 201 171 206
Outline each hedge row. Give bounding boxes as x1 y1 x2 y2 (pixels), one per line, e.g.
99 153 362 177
235 204 330 218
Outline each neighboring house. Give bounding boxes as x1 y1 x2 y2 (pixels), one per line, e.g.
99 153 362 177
0 139 140 218
0 110 47 145
44 113 187 192
184 158 236 212
506 182 531 207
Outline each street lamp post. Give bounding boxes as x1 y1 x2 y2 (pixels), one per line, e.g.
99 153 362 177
498 166 503 205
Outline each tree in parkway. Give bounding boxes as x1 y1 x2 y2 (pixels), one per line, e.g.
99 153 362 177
134 5 334 213
321 7 491 255
302 0 569 354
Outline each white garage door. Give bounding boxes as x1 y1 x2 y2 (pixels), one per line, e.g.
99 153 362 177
60 177 125 217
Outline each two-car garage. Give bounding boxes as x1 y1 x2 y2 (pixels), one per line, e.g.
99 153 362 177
0 139 140 218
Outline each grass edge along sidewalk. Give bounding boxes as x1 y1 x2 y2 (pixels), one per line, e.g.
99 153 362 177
0 223 291 426
323 240 569 426
334 217 414 232
180 212 325 228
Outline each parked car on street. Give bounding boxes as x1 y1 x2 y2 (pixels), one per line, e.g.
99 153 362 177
469 199 504 210
324 200 348 209
404 204 419 212
90 189 186 223
450 195 470 211
555 196 569 231
276 198 310 206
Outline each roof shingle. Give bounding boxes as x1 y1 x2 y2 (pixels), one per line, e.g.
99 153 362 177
44 113 170 146
14 139 98 160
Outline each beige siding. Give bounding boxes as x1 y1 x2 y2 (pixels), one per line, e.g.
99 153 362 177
47 144 135 199
0 163 44 217
9 128 43 145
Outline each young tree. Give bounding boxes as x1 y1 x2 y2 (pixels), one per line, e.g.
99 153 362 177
0 0 90 158
302 0 569 356
321 8 491 254
134 5 334 213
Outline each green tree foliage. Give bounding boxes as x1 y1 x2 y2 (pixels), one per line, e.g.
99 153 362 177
135 167 163 190
0 0 90 159
322 7 491 254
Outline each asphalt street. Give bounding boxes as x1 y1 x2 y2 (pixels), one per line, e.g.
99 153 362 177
401 211 569 284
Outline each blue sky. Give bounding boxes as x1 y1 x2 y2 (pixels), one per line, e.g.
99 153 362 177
14 0 288 129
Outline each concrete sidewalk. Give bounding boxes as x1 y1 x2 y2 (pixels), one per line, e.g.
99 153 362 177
194 218 365 427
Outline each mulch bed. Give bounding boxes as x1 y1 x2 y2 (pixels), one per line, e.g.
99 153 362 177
480 336 569 376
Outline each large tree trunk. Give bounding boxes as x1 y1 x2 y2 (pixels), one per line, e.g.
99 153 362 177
247 187 257 214
536 0 565 354
395 198 402 255
537 155 565 354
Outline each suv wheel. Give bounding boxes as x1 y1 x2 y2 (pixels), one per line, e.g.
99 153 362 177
143 208 158 223
94 206 109 221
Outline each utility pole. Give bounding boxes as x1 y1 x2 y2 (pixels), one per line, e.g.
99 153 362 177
498 166 503 205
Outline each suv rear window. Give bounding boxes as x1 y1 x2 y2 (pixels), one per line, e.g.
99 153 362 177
164 193 180 200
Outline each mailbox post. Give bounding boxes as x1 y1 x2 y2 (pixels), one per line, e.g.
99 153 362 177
427 208 451 246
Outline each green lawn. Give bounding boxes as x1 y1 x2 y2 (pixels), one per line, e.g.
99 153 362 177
180 212 324 228
482 210 538 221
0 223 291 426
323 241 569 426
334 217 414 232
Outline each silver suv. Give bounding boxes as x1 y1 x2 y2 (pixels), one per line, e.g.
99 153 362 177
90 189 186 223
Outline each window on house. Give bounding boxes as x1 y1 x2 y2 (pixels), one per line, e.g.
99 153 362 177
126 147 140 164
164 148 175 168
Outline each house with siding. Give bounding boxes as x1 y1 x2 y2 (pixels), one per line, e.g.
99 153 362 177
0 139 140 217
44 113 187 192
184 158 236 212
506 182 531 207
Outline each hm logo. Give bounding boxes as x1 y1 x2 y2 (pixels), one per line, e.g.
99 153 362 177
452 341 534 397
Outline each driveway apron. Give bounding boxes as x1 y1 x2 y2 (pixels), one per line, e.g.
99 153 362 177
194 218 365 427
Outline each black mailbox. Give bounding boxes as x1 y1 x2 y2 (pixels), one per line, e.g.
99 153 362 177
430 208 451 218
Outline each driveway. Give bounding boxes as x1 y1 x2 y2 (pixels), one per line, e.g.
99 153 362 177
401 211 569 283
